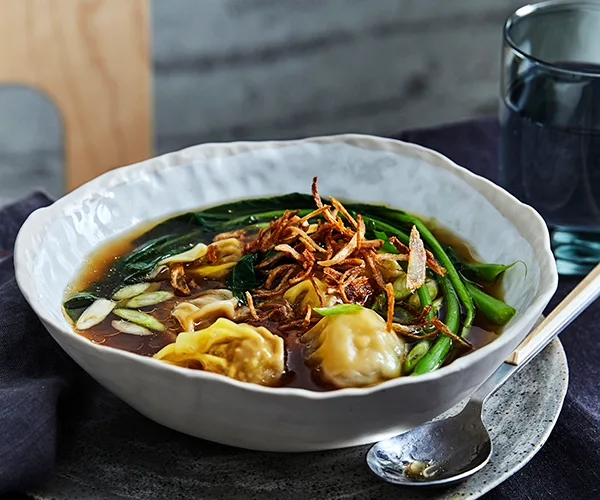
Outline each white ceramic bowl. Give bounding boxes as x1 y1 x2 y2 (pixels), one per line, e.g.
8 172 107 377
15 134 557 452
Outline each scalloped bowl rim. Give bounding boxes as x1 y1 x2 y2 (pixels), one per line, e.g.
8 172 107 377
14 133 558 400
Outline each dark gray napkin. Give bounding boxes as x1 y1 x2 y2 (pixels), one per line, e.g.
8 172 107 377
0 193 79 493
1 120 599 499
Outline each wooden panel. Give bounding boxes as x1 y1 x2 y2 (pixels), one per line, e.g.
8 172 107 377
0 0 152 190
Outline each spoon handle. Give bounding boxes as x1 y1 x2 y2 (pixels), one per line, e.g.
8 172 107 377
469 262 600 406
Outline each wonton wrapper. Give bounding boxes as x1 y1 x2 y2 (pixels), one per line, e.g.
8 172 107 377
283 278 339 311
301 307 406 389
159 243 208 265
189 238 244 279
154 318 284 386
172 289 248 332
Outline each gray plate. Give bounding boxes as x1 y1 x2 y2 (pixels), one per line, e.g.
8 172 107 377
28 339 568 500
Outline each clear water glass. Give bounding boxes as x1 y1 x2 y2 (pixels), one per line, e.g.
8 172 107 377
500 1 600 275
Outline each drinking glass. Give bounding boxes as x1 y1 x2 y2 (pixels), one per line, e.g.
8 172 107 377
500 1 600 275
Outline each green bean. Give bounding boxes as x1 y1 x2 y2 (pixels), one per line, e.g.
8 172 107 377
362 216 410 245
359 209 474 338
464 281 516 326
403 339 432 374
412 277 460 375
444 246 525 283
415 285 437 334
373 229 401 253
416 283 433 312
460 262 519 283
417 278 438 320
412 335 451 375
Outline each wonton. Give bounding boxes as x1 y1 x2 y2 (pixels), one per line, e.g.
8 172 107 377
154 317 284 386
302 307 406 388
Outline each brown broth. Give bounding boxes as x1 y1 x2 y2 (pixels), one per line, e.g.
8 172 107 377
65 209 505 390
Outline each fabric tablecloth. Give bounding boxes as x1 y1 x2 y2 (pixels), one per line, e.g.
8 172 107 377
0 118 598 500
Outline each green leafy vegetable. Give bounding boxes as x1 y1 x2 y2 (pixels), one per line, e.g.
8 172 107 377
202 193 316 215
228 253 261 303
118 230 205 285
63 292 98 321
134 212 229 243
189 212 233 229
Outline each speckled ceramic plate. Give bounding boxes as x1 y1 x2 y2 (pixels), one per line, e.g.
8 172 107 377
28 338 567 500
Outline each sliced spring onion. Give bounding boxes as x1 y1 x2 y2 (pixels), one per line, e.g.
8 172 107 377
112 282 152 300
403 339 432 374
111 319 154 336
432 296 444 312
408 279 439 309
392 272 411 300
113 308 165 331
313 304 363 316
76 298 116 330
125 291 174 308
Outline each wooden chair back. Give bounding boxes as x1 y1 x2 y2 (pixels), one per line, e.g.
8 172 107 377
0 0 152 191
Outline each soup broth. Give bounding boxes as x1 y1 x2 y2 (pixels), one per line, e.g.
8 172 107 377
64 182 515 391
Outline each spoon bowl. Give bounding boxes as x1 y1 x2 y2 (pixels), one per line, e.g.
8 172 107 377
367 402 492 486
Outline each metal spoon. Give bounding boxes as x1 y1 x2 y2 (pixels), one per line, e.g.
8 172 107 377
367 262 600 487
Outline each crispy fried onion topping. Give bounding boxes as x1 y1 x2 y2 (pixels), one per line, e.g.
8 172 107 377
238 177 450 337
245 179 400 315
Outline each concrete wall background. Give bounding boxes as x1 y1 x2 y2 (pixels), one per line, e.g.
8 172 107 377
0 0 525 202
